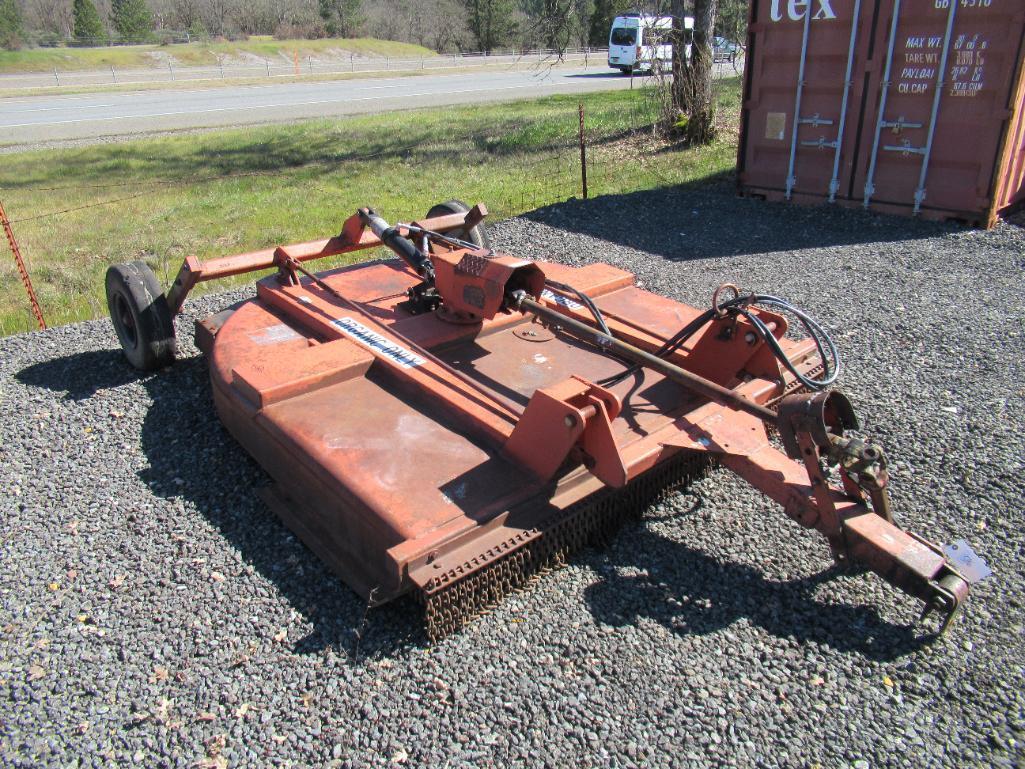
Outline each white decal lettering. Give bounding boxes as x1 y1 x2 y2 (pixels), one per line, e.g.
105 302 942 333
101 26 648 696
541 288 584 310
813 0 836 20
770 0 837 21
332 317 426 368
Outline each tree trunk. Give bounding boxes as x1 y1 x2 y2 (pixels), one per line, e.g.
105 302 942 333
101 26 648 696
671 0 718 144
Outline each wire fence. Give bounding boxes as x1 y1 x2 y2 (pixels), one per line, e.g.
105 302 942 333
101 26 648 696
0 48 608 91
0 70 745 333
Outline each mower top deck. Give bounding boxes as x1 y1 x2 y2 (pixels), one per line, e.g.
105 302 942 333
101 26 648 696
201 255 815 601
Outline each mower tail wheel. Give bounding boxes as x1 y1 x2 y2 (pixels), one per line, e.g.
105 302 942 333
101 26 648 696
425 200 492 251
105 261 176 371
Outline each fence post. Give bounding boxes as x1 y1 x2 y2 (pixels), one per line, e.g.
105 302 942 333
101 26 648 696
53 68 59 86
265 60 270 77
578 103 588 200
111 65 117 83
218 57 223 79
168 59 174 81
0 200 46 331
351 53 354 72
309 56 313 74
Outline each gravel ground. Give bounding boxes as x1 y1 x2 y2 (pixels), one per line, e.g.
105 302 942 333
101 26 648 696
2 185 1023 768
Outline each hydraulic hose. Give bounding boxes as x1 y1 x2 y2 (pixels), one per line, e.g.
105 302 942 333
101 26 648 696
358 208 435 279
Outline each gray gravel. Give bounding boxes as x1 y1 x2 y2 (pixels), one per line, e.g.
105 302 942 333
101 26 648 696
2 185 1024 768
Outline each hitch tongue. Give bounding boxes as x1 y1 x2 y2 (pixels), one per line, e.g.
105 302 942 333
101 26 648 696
921 541 992 635
919 571 971 636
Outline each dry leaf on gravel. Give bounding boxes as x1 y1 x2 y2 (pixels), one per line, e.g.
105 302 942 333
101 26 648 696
149 666 169 683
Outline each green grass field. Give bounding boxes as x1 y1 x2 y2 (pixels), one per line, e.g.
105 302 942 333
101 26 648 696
0 80 741 334
0 37 436 74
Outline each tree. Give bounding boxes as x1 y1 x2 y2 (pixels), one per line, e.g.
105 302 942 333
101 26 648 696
463 0 517 52
0 0 23 50
524 0 573 51
670 0 718 144
716 0 747 41
73 0 106 43
588 0 629 47
319 0 363 37
112 0 153 41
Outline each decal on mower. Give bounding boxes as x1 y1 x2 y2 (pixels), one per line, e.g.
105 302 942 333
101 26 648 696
541 289 584 311
332 317 426 369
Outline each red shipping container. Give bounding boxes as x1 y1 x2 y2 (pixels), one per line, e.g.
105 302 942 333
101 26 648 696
737 0 1025 227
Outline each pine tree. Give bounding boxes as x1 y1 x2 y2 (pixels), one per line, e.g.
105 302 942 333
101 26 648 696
0 0 23 50
111 0 153 43
73 0 106 44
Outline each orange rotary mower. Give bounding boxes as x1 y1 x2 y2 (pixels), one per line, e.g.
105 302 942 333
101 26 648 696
105 201 990 639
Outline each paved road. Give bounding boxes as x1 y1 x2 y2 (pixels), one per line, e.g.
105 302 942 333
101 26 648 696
0 66 639 146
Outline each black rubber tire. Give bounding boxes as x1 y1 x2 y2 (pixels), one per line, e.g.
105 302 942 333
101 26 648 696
620 66 633 76
105 261 176 371
425 199 492 250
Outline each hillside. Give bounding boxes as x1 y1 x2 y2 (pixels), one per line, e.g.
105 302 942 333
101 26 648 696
0 36 437 74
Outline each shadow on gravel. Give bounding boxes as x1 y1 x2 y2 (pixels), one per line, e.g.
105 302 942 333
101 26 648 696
522 177 960 261
583 524 928 662
16 349 422 661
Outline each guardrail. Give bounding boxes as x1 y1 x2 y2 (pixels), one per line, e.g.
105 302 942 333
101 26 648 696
0 48 610 91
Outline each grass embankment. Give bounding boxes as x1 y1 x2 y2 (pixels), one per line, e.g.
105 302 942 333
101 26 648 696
0 37 436 74
0 79 741 334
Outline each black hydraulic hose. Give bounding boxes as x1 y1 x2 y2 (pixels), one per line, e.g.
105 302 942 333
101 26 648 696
510 291 778 424
359 208 435 279
732 295 840 390
400 223 485 253
534 281 842 392
544 279 612 336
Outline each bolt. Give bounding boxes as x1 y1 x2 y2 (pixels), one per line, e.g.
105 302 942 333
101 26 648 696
564 415 577 428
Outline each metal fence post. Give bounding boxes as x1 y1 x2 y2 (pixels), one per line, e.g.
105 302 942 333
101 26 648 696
168 60 174 81
111 65 116 83
0 200 46 331
578 103 588 200
53 67 59 86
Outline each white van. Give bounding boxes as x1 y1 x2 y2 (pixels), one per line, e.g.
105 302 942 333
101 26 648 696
607 14 693 75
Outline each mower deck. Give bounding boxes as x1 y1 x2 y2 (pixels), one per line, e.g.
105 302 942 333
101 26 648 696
200 257 812 631
106 203 988 639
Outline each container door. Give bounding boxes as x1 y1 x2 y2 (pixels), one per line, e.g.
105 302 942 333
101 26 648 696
738 0 869 202
854 0 1025 222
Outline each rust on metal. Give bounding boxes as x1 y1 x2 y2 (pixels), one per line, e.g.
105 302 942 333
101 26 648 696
0 199 46 330
109 202 990 640
738 0 1025 226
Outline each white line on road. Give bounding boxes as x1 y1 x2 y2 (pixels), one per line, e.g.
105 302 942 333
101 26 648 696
0 81 572 129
